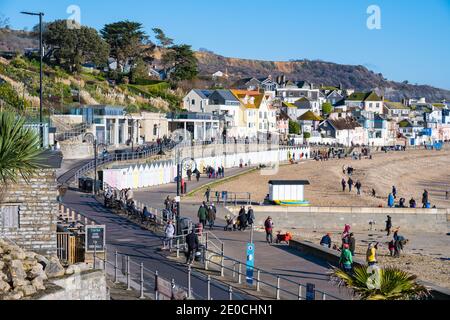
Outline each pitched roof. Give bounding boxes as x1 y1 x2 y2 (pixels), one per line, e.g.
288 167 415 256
347 91 382 102
230 90 264 109
384 101 409 110
327 118 362 130
193 89 213 99
213 89 240 102
282 102 297 108
298 111 323 121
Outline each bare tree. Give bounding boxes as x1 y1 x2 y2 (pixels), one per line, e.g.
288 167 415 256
0 14 10 29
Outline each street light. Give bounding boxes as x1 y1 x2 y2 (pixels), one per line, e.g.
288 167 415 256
83 133 107 195
21 11 44 147
175 152 197 236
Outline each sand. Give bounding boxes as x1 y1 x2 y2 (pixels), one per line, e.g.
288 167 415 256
192 147 450 208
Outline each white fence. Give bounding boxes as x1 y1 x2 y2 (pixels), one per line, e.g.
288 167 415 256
103 147 310 190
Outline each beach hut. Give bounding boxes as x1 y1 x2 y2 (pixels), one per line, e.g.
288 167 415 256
269 180 310 206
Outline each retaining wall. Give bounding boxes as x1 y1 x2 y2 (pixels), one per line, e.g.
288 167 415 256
227 206 449 233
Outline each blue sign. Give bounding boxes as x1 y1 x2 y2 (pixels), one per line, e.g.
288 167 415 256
423 128 432 136
246 243 255 285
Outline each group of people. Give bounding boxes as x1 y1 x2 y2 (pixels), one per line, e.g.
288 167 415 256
197 202 217 230
206 166 225 179
388 187 432 209
186 168 201 182
341 177 363 195
321 221 409 274
224 206 256 232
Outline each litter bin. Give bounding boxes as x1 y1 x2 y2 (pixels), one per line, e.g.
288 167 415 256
84 178 94 193
78 177 86 190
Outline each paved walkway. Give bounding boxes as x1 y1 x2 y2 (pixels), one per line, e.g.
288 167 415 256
62 190 256 300
133 170 352 300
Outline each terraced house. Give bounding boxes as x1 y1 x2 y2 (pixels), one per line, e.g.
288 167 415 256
345 91 384 114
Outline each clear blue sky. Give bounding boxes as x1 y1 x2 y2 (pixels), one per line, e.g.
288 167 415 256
1 0 450 89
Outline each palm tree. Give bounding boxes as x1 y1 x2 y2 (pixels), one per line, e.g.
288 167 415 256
331 265 430 300
0 111 43 200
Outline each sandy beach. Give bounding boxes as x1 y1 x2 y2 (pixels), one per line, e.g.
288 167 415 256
192 148 450 208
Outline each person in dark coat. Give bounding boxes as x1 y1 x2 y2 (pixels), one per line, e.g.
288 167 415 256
320 233 332 248
409 197 416 208
348 233 356 256
185 230 199 265
385 215 392 236
341 179 347 192
392 186 397 199
422 190 429 208
355 181 362 195
238 207 248 231
246 207 255 226
195 170 201 182
348 178 354 192
207 205 216 230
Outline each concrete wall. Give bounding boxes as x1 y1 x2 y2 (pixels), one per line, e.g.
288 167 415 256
1 169 58 255
227 206 449 233
35 270 108 300
60 142 94 160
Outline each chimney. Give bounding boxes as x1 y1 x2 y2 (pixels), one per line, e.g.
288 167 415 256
282 75 286 84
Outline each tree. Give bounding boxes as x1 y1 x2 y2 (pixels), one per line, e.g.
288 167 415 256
101 21 154 73
322 102 333 115
0 112 43 200
130 57 149 84
43 20 110 72
289 120 300 135
0 14 10 29
152 28 173 48
331 265 429 300
303 132 311 139
162 44 198 82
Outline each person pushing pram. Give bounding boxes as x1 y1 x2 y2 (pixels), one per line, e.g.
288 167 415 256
224 213 238 231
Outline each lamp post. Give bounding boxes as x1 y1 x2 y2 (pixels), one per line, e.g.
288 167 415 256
21 11 44 147
83 133 107 195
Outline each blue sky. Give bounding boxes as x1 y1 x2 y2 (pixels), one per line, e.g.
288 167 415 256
1 0 450 89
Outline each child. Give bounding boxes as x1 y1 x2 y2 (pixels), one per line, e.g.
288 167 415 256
388 240 395 257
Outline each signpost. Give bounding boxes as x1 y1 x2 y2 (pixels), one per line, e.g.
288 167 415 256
85 225 106 253
246 243 255 285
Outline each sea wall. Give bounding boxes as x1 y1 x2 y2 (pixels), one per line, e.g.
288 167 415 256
227 206 449 233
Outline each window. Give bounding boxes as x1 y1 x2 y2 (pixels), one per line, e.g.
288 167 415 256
259 123 262 130
1 205 20 229
191 99 196 105
153 124 158 136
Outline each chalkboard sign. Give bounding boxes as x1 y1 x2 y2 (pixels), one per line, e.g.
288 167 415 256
306 283 315 300
85 225 106 253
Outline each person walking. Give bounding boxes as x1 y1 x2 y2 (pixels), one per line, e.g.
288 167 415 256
238 206 247 231
348 177 354 192
372 188 376 197
163 220 175 252
197 203 208 228
348 233 356 256
187 169 192 181
264 216 274 244
207 204 216 230
247 206 255 226
422 190 429 208
195 170 201 182
355 181 362 195
388 193 395 208
341 178 347 192
185 230 199 265
205 187 211 203
366 242 378 266
339 243 353 273
385 215 392 236
392 186 397 199
221 166 225 178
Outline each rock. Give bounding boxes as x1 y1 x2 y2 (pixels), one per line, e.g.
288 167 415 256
22 259 38 272
0 260 4 271
27 264 47 280
8 260 27 281
2 291 23 300
0 246 4 255
45 257 65 278
16 284 36 297
0 271 8 282
65 263 92 275
10 247 26 260
13 278 30 288
31 277 45 291
0 279 11 293
35 255 49 268
24 252 36 260
2 254 12 262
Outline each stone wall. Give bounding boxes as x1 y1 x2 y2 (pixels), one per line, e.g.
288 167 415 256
1 169 58 256
34 270 108 300
227 206 449 233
